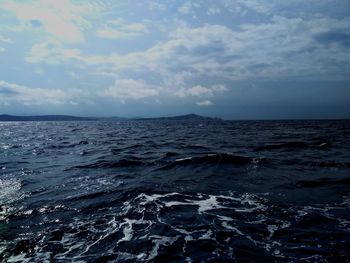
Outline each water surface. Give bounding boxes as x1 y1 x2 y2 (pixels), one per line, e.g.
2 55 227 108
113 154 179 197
0 120 349 262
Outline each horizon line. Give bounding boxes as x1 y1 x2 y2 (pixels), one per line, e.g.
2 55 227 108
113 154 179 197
0 113 349 122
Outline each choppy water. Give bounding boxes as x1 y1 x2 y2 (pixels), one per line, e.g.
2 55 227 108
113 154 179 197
0 120 349 262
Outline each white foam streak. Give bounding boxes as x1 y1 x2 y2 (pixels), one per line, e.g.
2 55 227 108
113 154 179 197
118 219 134 244
164 195 224 214
147 235 179 261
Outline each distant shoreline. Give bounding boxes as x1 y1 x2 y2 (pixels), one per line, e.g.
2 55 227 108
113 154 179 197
0 114 349 122
0 114 221 122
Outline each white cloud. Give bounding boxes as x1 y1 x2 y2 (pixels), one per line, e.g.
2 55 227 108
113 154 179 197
0 80 92 105
177 84 228 98
207 7 221 15
67 88 94 105
0 35 12 43
222 0 350 18
1 0 99 43
67 72 79 79
178 1 201 15
0 80 68 105
110 17 350 81
26 15 350 83
96 20 147 39
0 0 348 114
92 71 119 78
178 2 192 15
228 0 270 15
186 85 214 97
196 100 213 106
96 28 142 39
26 40 80 64
102 79 159 100
211 84 228 92
124 23 147 33
0 35 10 53
34 68 44 75
222 0 285 15
21 12 350 102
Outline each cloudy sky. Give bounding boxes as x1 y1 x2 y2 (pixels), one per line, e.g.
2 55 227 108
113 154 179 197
0 0 349 119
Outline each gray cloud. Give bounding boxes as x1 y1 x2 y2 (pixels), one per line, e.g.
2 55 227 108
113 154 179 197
315 30 350 47
0 85 19 95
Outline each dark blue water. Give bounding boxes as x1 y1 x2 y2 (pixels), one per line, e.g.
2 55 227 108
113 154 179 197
0 120 349 262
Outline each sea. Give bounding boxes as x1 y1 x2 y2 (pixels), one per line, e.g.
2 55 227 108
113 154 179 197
0 120 349 262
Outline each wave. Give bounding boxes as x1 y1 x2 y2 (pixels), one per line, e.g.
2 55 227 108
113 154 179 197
158 153 259 170
164 151 179 157
296 177 350 188
44 140 90 149
281 159 350 168
308 161 350 168
254 141 331 151
70 153 262 171
179 144 210 151
74 159 150 169
121 144 145 150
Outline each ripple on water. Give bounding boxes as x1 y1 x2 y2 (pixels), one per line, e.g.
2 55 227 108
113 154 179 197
0 177 26 221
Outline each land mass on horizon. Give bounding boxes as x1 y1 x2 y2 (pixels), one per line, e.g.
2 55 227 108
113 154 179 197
0 114 220 122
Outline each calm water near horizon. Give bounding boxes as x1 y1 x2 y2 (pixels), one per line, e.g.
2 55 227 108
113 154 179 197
0 120 349 262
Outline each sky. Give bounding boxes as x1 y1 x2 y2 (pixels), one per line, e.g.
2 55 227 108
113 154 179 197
0 0 350 119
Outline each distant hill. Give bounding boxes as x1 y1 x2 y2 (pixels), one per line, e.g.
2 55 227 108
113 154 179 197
0 114 221 122
135 114 221 121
